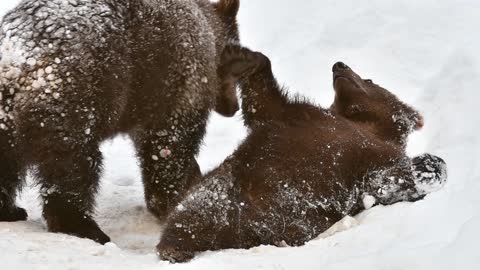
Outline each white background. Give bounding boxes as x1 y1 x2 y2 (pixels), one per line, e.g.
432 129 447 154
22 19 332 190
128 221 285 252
1 0 479 269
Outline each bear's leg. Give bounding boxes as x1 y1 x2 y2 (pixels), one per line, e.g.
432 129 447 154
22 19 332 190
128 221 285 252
364 155 447 206
158 206 251 263
37 145 110 244
0 130 27 222
134 128 202 219
17 110 110 244
157 167 240 263
158 196 249 263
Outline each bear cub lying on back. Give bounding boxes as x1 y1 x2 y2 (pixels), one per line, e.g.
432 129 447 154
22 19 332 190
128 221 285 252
157 46 447 263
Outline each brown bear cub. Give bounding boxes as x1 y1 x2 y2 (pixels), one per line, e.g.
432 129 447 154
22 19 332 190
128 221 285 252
0 0 246 244
157 47 447 263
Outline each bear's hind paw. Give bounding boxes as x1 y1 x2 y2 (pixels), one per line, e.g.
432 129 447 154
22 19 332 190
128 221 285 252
157 245 195 264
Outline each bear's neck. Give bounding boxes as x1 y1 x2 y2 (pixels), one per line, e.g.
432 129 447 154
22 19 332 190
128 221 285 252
338 115 408 151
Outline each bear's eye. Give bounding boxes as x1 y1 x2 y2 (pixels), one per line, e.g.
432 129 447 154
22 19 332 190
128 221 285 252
349 111 377 123
345 105 378 123
364 79 373 84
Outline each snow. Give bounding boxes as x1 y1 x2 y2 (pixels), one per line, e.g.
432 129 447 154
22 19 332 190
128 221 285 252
362 194 376 210
1 0 480 269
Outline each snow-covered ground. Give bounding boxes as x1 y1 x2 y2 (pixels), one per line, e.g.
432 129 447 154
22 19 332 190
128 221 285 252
1 0 479 269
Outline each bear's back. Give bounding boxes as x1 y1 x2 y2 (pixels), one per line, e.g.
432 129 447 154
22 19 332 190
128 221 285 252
0 0 131 111
0 0 220 131
0 0 128 68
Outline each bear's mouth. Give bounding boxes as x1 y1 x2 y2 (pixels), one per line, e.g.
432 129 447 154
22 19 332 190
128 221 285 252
333 73 360 89
333 75 351 83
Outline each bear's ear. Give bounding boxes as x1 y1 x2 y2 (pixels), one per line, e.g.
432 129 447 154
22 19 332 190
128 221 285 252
214 0 240 20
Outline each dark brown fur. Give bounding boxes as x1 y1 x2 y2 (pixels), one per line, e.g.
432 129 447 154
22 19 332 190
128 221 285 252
0 0 244 244
157 47 447 262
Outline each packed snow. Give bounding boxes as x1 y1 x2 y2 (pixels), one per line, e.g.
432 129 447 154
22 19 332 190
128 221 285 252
1 0 479 269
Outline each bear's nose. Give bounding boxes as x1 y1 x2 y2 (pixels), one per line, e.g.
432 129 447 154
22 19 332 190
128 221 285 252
332 62 349 72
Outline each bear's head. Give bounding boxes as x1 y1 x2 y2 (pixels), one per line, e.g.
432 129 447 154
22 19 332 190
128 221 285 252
330 62 423 145
212 0 240 44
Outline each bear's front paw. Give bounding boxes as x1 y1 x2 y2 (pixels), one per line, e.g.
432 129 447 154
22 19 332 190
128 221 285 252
412 153 447 195
47 215 111 244
0 205 28 222
220 45 270 79
75 222 111 245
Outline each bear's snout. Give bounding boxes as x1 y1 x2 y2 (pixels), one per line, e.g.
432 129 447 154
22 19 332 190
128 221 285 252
332 61 350 72
332 62 357 88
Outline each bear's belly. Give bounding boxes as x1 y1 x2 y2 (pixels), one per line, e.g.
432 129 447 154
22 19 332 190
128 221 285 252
235 125 400 244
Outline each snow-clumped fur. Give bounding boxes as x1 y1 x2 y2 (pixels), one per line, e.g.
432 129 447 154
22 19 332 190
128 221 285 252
0 0 242 244
157 48 447 262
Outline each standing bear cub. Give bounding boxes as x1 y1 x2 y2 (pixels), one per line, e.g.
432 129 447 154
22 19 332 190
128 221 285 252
157 47 447 262
0 0 245 244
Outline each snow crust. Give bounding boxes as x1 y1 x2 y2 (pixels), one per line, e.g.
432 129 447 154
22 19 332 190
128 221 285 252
1 0 480 269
